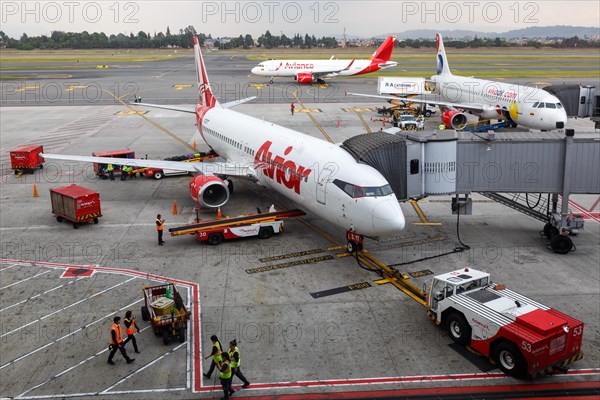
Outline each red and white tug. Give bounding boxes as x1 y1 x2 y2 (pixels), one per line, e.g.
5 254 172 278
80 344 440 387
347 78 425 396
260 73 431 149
426 267 584 377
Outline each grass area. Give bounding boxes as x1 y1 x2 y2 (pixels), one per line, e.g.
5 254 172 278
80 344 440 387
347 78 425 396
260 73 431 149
0 48 189 64
0 75 33 80
1 65 102 71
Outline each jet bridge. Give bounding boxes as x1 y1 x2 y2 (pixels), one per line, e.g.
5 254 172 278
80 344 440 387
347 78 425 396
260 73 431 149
340 129 600 254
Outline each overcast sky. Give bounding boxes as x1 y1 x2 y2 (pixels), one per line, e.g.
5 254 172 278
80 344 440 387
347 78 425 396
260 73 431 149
2 1 599 38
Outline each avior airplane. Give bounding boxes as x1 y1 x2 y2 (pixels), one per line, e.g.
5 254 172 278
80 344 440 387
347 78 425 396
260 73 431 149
251 36 397 84
350 34 567 131
43 36 405 239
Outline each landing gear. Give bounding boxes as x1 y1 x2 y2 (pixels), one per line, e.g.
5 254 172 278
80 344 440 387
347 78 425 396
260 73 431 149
269 78 273 84
542 222 575 254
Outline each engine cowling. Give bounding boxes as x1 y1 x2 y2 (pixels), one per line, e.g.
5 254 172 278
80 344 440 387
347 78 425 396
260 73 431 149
441 110 468 130
296 73 313 83
189 175 230 208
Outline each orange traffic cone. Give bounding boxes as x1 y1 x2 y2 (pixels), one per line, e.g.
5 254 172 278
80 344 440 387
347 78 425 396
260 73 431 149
337 120 341 127
172 200 178 215
217 207 222 220
193 140 197 150
33 184 38 197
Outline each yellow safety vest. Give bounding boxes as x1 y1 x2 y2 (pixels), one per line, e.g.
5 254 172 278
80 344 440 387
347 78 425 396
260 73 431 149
219 360 232 379
107 164 114 171
212 341 222 362
229 347 240 368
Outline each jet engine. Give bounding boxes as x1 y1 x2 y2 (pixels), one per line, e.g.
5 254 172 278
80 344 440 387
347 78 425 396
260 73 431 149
189 175 230 208
441 110 468 130
296 73 313 83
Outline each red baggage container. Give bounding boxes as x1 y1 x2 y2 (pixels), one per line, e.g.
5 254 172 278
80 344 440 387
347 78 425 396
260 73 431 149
50 185 102 229
10 145 44 173
91 149 135 177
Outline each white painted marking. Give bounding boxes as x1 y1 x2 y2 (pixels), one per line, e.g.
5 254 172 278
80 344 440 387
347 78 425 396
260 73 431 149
0 269 52 291
0 277 85 313
1 276 137 338
0 263 23 272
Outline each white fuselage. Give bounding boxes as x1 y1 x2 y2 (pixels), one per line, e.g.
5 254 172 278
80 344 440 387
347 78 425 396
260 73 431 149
432 74 568 130
252 59 380 78
197 107 405 237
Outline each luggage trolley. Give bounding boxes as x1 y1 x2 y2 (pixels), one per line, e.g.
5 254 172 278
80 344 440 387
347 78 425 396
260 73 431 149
140 283 189 345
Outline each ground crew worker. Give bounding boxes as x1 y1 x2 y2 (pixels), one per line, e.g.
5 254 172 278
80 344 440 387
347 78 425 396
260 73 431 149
156 214 165 245
290 102 295 116
218 352 234 399
123 310 141 354
107 163 114 181
229 339 250 388
107 316 135 365
203 335 223 379
438 123 446 130
121 165 131 181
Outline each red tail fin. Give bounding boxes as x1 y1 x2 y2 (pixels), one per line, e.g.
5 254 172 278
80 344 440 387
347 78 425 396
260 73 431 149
193 36 220 108
370 36 396 61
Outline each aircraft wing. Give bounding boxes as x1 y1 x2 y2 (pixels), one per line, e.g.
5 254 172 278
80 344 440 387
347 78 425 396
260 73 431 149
41 154 256 179
129 96 256 112
347 92 485 113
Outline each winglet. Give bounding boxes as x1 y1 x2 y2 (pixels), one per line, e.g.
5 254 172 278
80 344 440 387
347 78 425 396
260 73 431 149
435 33 452 76
193 36 220 108
369 36 396 61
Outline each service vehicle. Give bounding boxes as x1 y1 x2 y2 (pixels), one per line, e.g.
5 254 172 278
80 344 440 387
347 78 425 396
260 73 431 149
169 208 306 245
139 151 219 179
394 113 420 130
91 149 135 178
50 184 102 229
141 283 189 345
426 267 584 377
10 145 44 174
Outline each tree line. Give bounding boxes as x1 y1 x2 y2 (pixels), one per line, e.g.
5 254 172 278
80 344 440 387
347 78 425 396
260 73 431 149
0 27 596 50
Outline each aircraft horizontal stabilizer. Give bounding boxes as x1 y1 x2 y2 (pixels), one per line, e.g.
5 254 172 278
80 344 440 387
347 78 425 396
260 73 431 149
129 103 196 113
41 153 257 179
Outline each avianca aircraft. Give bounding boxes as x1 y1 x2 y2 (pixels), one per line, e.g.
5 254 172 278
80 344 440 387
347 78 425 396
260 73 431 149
43 37 405 238
251 36 397 84
350 34 567 131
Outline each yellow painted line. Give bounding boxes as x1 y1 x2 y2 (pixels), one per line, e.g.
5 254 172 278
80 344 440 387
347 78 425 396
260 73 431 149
103 90 197 152
248 83 267 89
116 110 148 115
313 83 329 88
15 86 40 92
342 108 374 112
409 199 441 225
292 90 333 143
328 245 345 251
173 84 193 90
65 85 89 91
96 65 110 69
354 110 372 134
296 108 321 113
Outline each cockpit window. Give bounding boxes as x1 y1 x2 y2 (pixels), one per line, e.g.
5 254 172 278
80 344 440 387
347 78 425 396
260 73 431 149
546 103 556 109
556 103 563 109
536 103 545 108
532 102 539 108
333 179 393 198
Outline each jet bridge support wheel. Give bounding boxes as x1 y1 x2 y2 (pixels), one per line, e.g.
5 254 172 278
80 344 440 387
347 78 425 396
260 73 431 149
550 234 573 254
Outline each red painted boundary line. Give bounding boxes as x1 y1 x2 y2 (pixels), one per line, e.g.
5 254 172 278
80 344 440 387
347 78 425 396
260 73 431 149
228 381 600 400
564 198 600 224
3 259 598 396
0 258 203 392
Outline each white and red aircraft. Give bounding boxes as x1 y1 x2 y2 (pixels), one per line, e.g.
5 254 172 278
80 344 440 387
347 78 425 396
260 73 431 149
43 37 405 239
350 34 568 131
251 36 397 84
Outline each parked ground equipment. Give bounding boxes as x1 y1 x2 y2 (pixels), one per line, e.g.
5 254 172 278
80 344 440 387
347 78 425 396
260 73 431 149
50 184 102 229
141 283 189 345
91 149 135 178
169 208 306 245
10 145 44 175
425 267 584 378
142 151 219 180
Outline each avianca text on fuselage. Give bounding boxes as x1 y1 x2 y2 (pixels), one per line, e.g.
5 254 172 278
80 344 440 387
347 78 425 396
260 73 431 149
254 140 312 195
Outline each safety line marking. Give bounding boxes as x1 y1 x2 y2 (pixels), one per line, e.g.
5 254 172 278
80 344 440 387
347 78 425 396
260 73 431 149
0 277 86 313
0 297 143 370
0 276 137 338
0 263 23 271
0 269 53 291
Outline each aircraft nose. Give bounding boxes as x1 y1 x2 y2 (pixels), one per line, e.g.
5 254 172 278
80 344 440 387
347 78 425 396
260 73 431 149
251 66 259 74
372 198 405 233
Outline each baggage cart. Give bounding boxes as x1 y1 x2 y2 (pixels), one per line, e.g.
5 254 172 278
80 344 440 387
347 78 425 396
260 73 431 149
10 145 44 174
140 283 189 345
50 184 102 229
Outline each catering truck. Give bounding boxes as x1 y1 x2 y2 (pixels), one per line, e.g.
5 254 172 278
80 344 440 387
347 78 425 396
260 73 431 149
426 268 584 377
